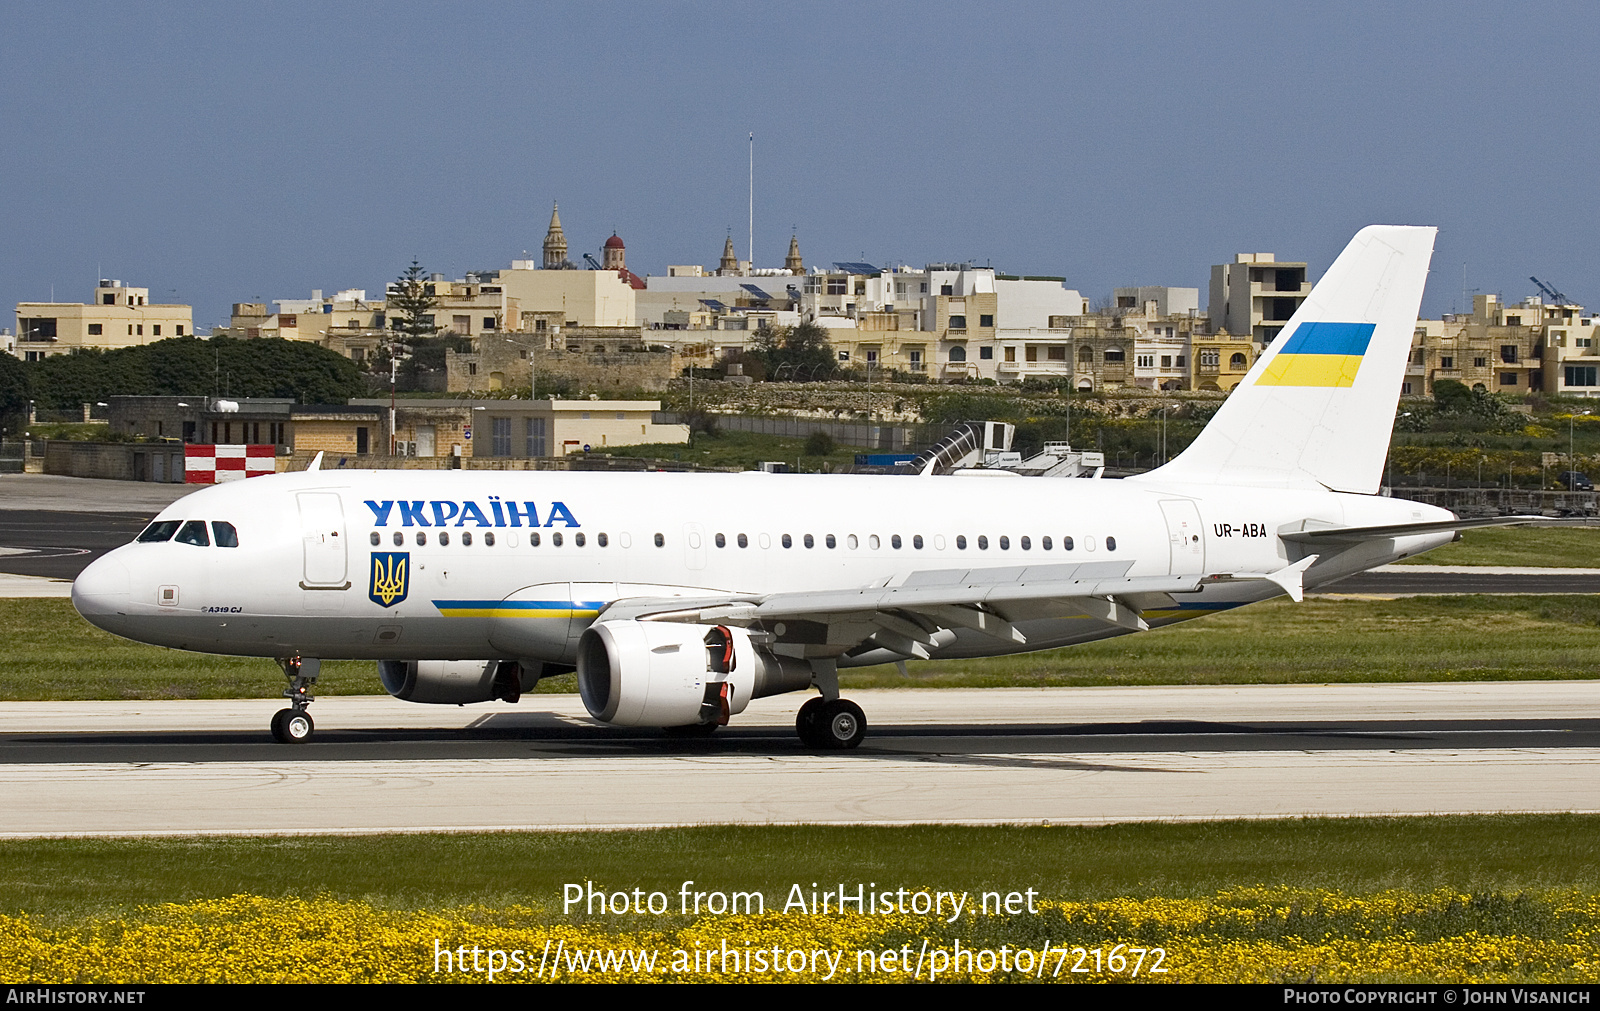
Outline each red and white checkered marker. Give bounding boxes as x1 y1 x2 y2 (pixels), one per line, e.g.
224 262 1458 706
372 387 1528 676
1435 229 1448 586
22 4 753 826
184 444 277 484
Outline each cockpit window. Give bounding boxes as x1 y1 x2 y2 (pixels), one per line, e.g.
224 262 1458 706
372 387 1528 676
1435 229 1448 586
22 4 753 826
174 520 210 547
136 521 180 543
211 522 239 548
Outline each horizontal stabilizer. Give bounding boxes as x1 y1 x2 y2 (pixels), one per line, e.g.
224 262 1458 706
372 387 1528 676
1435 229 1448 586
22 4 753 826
1279 515 1560 543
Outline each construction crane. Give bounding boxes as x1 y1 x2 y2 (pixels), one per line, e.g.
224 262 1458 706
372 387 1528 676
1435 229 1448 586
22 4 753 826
583 253 603 270
1530 276 1570 305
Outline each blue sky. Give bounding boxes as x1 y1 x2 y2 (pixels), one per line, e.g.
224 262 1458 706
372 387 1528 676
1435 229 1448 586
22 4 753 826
3 0 1597 329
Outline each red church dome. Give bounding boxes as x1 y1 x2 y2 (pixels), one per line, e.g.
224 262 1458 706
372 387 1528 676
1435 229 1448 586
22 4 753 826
604 233 625 249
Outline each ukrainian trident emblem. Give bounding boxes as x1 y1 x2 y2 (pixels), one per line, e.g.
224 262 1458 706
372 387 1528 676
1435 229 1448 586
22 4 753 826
369 552 409 607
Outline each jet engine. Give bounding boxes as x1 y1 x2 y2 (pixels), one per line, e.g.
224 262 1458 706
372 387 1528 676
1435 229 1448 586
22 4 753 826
377 659 538 705
576 620 812 727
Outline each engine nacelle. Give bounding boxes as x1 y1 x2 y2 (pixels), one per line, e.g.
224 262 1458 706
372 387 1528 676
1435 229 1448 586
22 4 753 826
577 621 811 727
378 659 534 705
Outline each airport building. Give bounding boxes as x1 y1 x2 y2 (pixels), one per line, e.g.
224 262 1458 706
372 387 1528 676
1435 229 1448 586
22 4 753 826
351 398 687 460
13 281 192 360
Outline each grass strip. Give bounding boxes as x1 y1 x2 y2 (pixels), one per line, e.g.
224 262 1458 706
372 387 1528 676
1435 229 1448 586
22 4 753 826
1391 525 1600 568
8 595 1600 700
1 816 1598 918
3 818 1600 982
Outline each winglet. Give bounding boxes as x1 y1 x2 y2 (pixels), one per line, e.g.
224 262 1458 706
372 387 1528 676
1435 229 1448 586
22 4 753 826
307 451 324 473
1265 555 1319 603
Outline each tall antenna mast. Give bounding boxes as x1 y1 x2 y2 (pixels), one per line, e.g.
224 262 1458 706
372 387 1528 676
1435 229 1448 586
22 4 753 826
748 132 754 274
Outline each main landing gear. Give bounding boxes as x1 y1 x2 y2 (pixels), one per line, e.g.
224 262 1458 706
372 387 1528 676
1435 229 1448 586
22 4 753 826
271 656 319 744
796 657 867 750
796 696 867 750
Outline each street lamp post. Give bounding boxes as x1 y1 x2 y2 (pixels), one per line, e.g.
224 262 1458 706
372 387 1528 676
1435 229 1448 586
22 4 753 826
1571 410 1591 477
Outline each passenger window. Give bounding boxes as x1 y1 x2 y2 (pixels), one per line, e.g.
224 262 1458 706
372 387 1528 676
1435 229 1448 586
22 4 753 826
999 536 1010 550
891 535 901 549
461 532 473 546
531 532 541 547
136 521 180 543
826 534 836 549
1106 536 1117 551
716 533 726 548
484 532 496 547
913 535 923 549
552 532 564 547
212 522 239 548
1043 536 1053 550
174 520 210 547
416 532 427 546
654 533 665 547
393 531 404 547
804 534 814 548
1020 536 1030 551
782 534 792 548
598 533 608 547
977 535 989 550
867 535 878 549
575 532 586 547
956 535 967 550
737 533 747 548
369 531 380 546
1062 536 1074 551
847 534 859 549
438 532 450 546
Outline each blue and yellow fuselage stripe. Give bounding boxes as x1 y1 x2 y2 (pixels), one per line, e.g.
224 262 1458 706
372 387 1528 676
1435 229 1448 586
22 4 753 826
1255 321 1377 388
432 599 607 618
434 599 1242 625
1138 600 1245 622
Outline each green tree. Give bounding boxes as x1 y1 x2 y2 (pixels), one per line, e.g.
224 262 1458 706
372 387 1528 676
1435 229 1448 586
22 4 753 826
388 260 439 340
1433 378 1474 413
0 352 29 430
754 322 836 381
803 430 835 456
22 337 366 408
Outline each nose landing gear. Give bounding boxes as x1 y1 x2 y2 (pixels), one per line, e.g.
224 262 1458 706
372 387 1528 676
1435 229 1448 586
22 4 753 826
271 656 320 744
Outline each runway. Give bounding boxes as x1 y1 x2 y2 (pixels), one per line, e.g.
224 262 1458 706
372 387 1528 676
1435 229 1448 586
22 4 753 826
2 682 1597 837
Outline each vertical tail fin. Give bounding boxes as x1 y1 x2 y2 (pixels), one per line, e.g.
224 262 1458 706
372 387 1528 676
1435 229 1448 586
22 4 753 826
1140 225 1436 494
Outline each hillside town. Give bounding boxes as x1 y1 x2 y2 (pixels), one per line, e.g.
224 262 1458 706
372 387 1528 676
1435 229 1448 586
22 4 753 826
13 203 1596 398
4 204 1598 517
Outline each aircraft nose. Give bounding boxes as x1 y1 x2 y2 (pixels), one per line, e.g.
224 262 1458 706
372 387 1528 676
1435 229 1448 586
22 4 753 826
72 554 131 631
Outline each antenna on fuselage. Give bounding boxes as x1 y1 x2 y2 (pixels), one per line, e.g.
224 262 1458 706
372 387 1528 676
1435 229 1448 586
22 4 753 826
307 451 323 472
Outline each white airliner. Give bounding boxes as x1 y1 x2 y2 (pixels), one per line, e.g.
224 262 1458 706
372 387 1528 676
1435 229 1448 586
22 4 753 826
75 225 1483 748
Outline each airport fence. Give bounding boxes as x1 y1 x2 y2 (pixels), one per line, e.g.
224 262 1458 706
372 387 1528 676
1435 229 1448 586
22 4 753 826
0 440 24 474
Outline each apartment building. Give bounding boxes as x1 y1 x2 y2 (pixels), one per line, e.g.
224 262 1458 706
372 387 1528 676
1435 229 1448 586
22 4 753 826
14 281 192 360
1209 253 1312 347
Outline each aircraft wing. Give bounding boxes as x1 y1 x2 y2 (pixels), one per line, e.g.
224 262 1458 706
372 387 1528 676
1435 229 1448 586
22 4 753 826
596 558 1318 658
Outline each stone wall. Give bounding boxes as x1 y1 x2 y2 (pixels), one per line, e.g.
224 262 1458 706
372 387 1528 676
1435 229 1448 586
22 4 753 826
446 347 675 394
42 441 188 483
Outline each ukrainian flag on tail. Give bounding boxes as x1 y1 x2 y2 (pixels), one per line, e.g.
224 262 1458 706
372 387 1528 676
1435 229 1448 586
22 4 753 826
1255 321 1377 388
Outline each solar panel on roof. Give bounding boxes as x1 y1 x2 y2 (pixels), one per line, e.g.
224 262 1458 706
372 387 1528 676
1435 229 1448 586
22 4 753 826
740 284 773 300
832 261 878 275
700 299 725 310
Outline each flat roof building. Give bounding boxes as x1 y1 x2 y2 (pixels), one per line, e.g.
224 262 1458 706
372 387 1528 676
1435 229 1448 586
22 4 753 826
1209 253 1311 347
14 281 192 360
